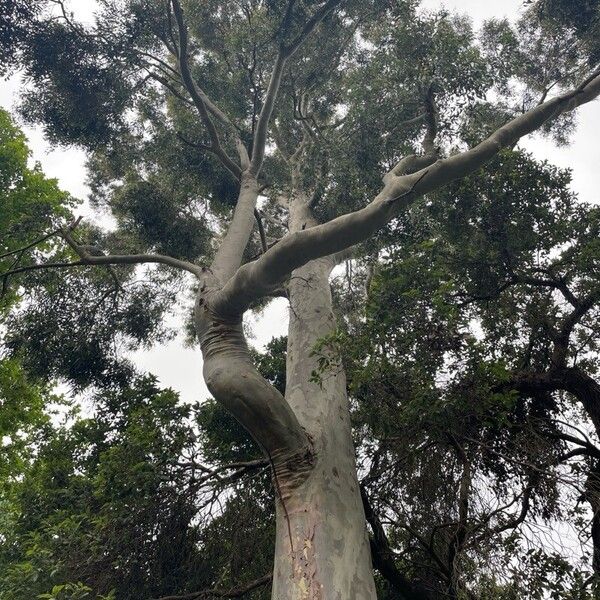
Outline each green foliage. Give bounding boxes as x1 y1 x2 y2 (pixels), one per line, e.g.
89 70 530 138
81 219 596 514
0 358 47 481
0 0 41 74
251 336 287 394
111 179 211 261
19 13 138 147
0 375 272 600
534 0 600 64
5 267 174 389
0 108 74 311
326 146 600 596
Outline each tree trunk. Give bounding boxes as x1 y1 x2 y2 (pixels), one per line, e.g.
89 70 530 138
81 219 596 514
562 368 600 583
271 198 377 599
585 468 600 583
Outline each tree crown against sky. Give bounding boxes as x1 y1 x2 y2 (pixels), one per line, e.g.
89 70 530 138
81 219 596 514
1 0 600 599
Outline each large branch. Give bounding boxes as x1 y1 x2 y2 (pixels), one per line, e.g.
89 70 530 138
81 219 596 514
1 252 202 278
212 70 600 316
171 0 244 179
61 228 202 278
248 53 286 176
248 0 344 176
551 287 600 368
559 288 600 339
210 1 345 278
210 174 260 282
508 273 580 309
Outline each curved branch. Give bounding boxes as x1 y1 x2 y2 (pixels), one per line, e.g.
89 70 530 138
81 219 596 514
1 260 87 281
508 273 580 308
171 0 243 179
0 229 62 260
213 70 600 316
560 288 600 338
1 253 203 280
75 252 203 275
58 223 203 277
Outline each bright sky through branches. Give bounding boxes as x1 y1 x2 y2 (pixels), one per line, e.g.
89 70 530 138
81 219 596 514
0 0 599 405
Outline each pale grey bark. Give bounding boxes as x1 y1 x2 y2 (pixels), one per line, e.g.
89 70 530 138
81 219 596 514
213 70 600 316
194 280 312 461
190 2 351 484
211 174 260 283
61 224 203 276
271 196 376 599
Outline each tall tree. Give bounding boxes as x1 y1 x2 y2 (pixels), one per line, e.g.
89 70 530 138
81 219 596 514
2 1 600 597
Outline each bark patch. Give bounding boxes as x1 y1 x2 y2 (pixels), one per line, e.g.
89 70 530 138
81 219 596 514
291 526 322 600
271 444 315 502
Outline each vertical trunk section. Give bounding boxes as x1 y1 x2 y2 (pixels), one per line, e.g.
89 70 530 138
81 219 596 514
271 200 377 599
586 468 600 582
563 368 600 584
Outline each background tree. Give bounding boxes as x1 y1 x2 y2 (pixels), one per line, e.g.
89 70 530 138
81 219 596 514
319 145 600 599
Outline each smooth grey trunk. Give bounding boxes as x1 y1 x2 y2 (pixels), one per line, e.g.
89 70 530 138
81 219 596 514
195 173 312 462
271 198 377 599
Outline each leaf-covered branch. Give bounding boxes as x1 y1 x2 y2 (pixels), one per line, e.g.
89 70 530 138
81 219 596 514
213 69 600 316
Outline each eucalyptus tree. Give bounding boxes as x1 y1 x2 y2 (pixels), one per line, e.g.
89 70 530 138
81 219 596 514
2 0 600 597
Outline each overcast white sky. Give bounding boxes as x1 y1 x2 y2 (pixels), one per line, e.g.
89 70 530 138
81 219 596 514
1 0 599 404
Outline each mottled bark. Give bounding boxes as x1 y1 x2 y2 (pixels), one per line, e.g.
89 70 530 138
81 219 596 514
271 197 377 599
